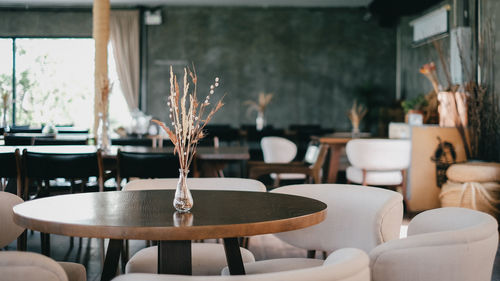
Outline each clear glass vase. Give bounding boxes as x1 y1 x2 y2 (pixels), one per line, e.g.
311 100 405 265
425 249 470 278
174 169 193 212
1 109 9 132
96 112 111 151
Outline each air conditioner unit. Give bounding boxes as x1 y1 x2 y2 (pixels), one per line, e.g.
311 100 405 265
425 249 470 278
410 6 449 43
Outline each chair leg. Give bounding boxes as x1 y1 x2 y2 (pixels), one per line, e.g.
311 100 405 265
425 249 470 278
307 250 315 258
362 169 367 186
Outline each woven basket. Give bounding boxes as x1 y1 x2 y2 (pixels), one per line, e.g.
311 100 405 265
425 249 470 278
439 181 500 218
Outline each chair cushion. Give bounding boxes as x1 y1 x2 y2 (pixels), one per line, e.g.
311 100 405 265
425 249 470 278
221 258 323 275
0 251 69 281
446 162 500 183
346 167 403 186
57 262 86 281
126 243 255 275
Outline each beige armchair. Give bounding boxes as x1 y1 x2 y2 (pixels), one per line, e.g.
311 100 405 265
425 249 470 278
112 248 370 281
0 191 86 281
221 183 402 277
370 207 499 281
123 178 265 275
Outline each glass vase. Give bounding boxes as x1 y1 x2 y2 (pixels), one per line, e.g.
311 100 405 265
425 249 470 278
1 109 9 132
174 169 193 212
256 111 265 131
96 111 111 151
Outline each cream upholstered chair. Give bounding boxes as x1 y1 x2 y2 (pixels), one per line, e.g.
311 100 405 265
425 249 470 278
346 139 411 197
123 178 265 276
113 248 369 281
225 183 402 277
124 178 266 192
370 207 498 281
271 184 403 255
0 191 86 281
261 136 306 185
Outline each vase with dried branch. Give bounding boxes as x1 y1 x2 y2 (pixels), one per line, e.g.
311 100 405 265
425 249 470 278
347 100 367 137
244 92 273 131
96 77 112 151
1 88 10 131
153 66 224 212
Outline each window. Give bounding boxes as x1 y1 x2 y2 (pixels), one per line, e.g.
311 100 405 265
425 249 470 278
1 38 130 130
0 39 13 126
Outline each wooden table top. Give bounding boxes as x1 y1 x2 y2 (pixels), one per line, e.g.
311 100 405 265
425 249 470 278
0 145 249 160
316 132 372 145
13 190 327 241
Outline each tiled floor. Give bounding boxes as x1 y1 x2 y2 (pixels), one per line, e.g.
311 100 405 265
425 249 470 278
5 226 500 281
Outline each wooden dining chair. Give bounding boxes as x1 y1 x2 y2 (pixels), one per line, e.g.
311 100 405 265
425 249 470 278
0 149 22 197
116 149 180 190
247 143 329 187
22 149 105 257
22 149 105 199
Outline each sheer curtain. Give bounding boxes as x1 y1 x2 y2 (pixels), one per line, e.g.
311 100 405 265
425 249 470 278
110 10 140 111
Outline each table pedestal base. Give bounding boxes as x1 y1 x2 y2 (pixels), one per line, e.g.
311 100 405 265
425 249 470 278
158 240 192 275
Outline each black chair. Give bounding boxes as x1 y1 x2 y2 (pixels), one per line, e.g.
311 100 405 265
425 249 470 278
8 126 43 134
33 138 88 145
112 137 153 147
4 134 36 145
116 149 181 190
0 149 22 196
22 149 104 199
22 149 104 256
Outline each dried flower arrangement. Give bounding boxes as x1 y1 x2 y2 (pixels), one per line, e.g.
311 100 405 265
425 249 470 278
95 76 113 149
419 22 499 161
153 66 224 170
244 92 273 115
347 100 367 133
98 77 112 114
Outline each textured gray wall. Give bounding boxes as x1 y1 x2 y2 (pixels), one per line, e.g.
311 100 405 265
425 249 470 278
0 7 397 132
0 10 92 37
146 7 397 131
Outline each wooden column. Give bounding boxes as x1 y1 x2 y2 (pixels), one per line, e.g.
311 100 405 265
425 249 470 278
93 0 110 138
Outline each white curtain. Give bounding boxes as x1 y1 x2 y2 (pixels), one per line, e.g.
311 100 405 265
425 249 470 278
110 10 140 111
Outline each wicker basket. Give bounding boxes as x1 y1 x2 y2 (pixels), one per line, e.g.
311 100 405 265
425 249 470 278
439 181 500 218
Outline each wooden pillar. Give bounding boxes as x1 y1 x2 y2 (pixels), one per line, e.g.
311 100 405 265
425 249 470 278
93 0 110 138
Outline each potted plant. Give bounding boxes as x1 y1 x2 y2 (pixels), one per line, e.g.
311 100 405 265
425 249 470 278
401 94 428 124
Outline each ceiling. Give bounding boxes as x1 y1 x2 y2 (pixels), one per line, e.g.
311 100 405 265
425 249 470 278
0 0 373 8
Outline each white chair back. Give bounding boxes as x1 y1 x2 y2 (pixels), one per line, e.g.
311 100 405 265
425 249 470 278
271 184 403 253
124 178 266 192
261 136 297 163
114 248 370 281
370 207 498 281
0 191 24 248
346 139 411 170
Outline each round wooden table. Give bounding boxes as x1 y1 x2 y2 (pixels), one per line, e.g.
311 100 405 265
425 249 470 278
13 190 327 281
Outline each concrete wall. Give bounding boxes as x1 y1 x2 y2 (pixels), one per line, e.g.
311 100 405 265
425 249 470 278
0 10 92 37
145 7 397 132
0 7 397 133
